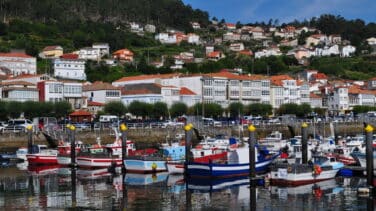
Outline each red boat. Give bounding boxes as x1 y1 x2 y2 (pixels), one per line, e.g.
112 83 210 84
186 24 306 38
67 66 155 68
26 145 58 165
327 147 356 165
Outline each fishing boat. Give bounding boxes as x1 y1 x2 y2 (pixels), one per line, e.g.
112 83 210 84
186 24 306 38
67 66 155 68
166 147 227 174
26 145 58 165
351 144 376 175
269 155 344 186
327 146 357 165
124 156 167 173
76 137 136 168
186 144 280 178
56 140 84 165
27 164 61 175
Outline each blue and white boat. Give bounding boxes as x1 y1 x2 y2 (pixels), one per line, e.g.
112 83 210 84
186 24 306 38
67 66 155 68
186 144 280 178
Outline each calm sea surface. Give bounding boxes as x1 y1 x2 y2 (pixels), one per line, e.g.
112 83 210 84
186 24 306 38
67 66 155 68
0 165 375 210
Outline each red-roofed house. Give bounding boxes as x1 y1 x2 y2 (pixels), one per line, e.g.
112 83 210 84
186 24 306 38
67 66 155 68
87 101 105 115
83 81 121 104
207 51 225 61
69 110 92 123
270 75 299 108
225 23 236 31
310 93 323 108
0 80 39 102
179 87 200 107
60 53 79 60
112 49 134 62
311 73 328 84
0 52 36 76
348 85 375 108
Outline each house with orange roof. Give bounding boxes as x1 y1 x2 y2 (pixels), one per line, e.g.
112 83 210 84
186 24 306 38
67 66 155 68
238 50 253 57
223 32 241 42
83 81 121 104
225 23 236 31
3 73 54 85
305 34 328 48
112 49 134 62
270 75 300 108
207 51 225 61
348 85 375 108
0 52 36 76
41 45 63 59
0 80 39 102
229 43 245 52
310 93 323 108
87 101 105 115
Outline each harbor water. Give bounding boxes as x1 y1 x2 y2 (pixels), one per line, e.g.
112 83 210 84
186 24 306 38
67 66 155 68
0 166 375 210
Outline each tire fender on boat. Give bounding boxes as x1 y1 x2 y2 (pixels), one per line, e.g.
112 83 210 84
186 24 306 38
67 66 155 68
152 162 157 170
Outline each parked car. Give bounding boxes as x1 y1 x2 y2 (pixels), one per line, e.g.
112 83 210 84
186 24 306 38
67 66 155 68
4 119 33 132
72 122 91 131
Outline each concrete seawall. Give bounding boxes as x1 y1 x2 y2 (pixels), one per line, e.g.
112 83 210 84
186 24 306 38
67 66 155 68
0 122 365 151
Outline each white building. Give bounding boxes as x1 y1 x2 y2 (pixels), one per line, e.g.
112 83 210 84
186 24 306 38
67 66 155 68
328 86 349 113
83 81 121 104
0 53 36 76
92 43 110 58
145 24 156 33
255 48 282 58
0 81 38 102
229 43 245 52
341 45 356 57
37 80 86 109
270 75 300 106
155 33 177 44
53 58 86 81
187 33 200 44
78 47 100 61
315 45 340 57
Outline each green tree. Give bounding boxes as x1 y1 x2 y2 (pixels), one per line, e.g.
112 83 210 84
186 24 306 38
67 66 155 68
128 101 152 119
54 101 72 118
152 102 168 120
7 101 23 119
228 102 244 118
204 103 223 118
247 103 273 116
104 101 127 117
23 101 40 119
170 102 188 118
0 101 8 120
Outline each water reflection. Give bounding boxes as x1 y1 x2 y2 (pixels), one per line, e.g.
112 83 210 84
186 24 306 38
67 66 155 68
0 166 374 210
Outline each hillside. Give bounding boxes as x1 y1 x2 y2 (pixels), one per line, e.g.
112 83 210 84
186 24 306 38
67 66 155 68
0 0 209 31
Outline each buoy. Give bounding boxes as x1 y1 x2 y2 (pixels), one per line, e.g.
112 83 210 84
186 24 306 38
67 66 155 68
151 162 157 170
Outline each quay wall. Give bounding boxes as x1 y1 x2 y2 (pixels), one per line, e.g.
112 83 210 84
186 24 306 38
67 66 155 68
0 122 365 151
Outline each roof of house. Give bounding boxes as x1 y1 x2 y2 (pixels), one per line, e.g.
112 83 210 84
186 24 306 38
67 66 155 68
180 87 196 95
0 52 33 58
43 45 63 51
112 49 134 56
87 101 105 106
114 73 179 83
83 81 120 91
60 53 79 59
238 50 253 56
270 75 294 86
207 51 221 58
312 73 328 80
225 23 236 28
310 93 322 99
206 70 268 81
1 80 35 86
69 110 92 116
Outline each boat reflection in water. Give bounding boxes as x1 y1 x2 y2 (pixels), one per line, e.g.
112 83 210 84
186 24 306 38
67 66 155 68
124 172 169 186
0 165 373 210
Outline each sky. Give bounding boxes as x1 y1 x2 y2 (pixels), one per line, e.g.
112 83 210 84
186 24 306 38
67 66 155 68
182 0 376 24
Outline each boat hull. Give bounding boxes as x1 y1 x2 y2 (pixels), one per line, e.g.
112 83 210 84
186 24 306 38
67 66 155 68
57 155 72 165
124 159 167 173
187 154 278 178
270 168 339 186
26 154 58 165
352 152 376 175
77 156 122 168
167 161 185 174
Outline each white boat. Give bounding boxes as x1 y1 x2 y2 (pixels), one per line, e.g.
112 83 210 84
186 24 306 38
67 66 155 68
270 155 344 186
351 145 376 175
